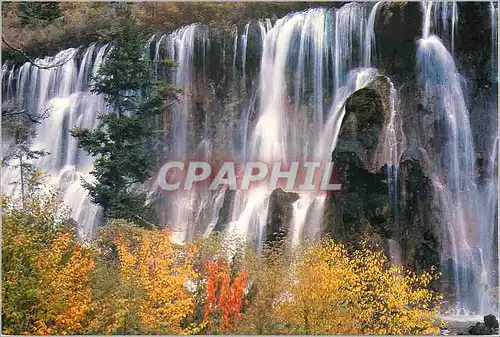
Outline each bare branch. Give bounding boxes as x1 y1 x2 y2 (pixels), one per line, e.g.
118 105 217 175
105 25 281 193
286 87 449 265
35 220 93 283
132 213 157 228
2 36 75 69
3 109 43 124
2 101 50 124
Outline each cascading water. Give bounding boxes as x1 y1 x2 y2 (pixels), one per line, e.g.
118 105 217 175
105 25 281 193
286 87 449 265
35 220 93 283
418 1 497 315
146 4 383 248
364 1 381 67
222 4 378 247
2 1 497 315
2 45 109 240
0 0 414 257
151 24 201 243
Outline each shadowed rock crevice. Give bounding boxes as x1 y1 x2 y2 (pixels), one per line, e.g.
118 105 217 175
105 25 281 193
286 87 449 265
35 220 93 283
325 76 440 275
266 188 299 243
397 154 440 273
325 78 390 248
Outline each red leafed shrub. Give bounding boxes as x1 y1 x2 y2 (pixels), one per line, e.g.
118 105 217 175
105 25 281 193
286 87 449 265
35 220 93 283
203 258 248 333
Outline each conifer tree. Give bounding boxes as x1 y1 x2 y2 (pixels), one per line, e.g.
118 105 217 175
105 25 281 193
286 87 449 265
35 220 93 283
71 4 177 227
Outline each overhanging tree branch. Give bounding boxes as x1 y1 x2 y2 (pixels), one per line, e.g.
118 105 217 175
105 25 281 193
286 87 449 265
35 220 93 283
3 109 43 124
2 102 50 124
2 36 75 69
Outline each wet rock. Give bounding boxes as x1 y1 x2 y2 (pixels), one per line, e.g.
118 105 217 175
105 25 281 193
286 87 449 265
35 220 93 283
466 315 499 335
63 217 80 237
214 189 235 232
468 322 491 335
374 2 422 81
326 77 440 274
484 314 499 330
338 76 390 173
325 76 393 251
454 3 497 157
266 188 299 243
397 153 440 273
324 151 388 243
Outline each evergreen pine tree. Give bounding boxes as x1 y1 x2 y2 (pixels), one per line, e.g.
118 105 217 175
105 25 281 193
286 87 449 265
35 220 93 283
71 5 177 227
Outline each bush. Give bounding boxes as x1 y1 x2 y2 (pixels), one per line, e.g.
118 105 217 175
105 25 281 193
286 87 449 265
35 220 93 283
2 194 442 335
2 193 93 335
275 240 442 335
87 221 198 334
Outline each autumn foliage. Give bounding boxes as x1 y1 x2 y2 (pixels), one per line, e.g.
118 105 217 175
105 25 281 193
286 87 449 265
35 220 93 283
33 233 94 334
86 222 198 334
2 195 95 335
202 258 248 333
276 241 442 335
2 195 442 335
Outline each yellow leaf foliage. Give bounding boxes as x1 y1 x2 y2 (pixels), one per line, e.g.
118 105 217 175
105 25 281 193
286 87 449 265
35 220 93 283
232 244 291 334
33 233 94 335
2 195 94 335
88 221 198 334
2 195 442 335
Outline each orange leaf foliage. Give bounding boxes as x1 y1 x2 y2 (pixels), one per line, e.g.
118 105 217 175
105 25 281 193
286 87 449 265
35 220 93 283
89 221 198 334
34 232 95 335
203 258 247 333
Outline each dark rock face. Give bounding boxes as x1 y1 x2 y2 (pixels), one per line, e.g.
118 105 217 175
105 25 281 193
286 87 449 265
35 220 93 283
325 75 440 274
214 189 235 232
266 188 299 243
396 154 440 273
337 76 390 172
467 315 499 335
374 2 423 82
325 77 390 249
454 3 497 156
324 151 388 248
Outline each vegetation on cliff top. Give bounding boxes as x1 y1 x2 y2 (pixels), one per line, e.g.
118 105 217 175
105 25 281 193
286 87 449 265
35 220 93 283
2 1 343 62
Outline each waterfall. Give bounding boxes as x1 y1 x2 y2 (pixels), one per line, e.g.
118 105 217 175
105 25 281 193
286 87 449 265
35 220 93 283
150 24 205 243
364 2 382 67
241 23 251 88
229 4 377 246
291 67 380 244
422 1 458 51
2 1 497 315
418 1 497 315
144 4 380 246
2 45 109 240
0 2 406 248
492 3 497 67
